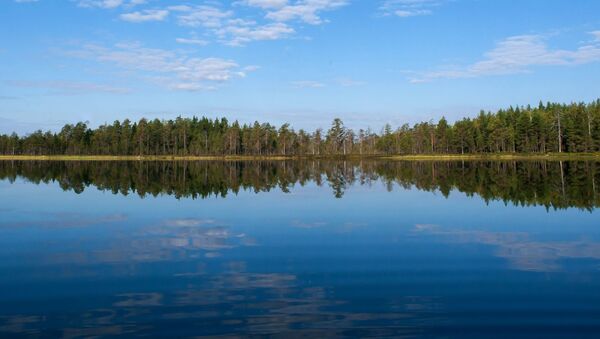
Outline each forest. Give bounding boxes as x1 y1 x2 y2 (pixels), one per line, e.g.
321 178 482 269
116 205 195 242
1 100 600 156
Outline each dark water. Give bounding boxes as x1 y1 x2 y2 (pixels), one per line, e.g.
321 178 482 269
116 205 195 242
1 160 599 338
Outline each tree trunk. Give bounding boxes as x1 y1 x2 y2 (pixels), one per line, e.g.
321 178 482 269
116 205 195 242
557 111 562 153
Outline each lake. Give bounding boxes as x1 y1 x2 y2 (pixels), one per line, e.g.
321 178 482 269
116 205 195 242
1 160 599 337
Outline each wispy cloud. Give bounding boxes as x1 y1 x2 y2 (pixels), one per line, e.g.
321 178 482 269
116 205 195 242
291 78 364 88
165 219 216 227
216 21 295 46
236 0 288 9
414 224 600 272
120 9 169 22
291 80 325 88
410 32 600 83
69 1 348 46
336 77 365 87
6 80 131 95
175 38 209 46
380 0 443 18
170 5 233 28
0 117 66 134
76 0 123 9
76 0 145 9
261 0 349 25
169 4 297 46
67 42 252 91
1 213 128 229
291 220 328 228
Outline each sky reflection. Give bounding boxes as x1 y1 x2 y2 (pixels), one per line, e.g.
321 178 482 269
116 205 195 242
1 161 600 337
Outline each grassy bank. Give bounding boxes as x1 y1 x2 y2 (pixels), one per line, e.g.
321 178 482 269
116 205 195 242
381 153 600 161
1 153 600 161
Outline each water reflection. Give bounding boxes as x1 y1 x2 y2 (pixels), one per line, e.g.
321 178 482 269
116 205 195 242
415 224 600 272
1 160 599 210
0 264 443 337
0 213 128 229
1 160 600 337
36 218 253 267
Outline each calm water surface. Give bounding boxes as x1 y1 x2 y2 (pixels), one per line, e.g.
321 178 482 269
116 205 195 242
0 160 599 338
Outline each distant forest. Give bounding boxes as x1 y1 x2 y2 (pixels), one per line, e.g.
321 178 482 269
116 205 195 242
1 100 600 156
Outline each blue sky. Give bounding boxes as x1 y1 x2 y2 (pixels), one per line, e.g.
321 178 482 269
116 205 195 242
1 0 600 134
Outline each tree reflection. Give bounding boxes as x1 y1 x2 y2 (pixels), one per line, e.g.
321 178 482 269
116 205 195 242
0 160 598 209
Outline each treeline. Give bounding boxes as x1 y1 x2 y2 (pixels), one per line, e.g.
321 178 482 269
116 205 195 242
1 160 598 210
1 100 600 156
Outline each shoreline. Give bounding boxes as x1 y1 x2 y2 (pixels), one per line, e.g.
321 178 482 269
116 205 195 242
1 153 600 161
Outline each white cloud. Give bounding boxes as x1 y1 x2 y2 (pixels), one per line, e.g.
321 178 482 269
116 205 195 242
394 9 431 17
381 0 441 18
216 21 295 46
292 80 325 88
120 9 169 22
68 42 253 91
72 0 347 46
175 38 209 46
411 32 600 83
265 0 349 24
237 0 289 9
169 5 296 46
170 5 233 28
